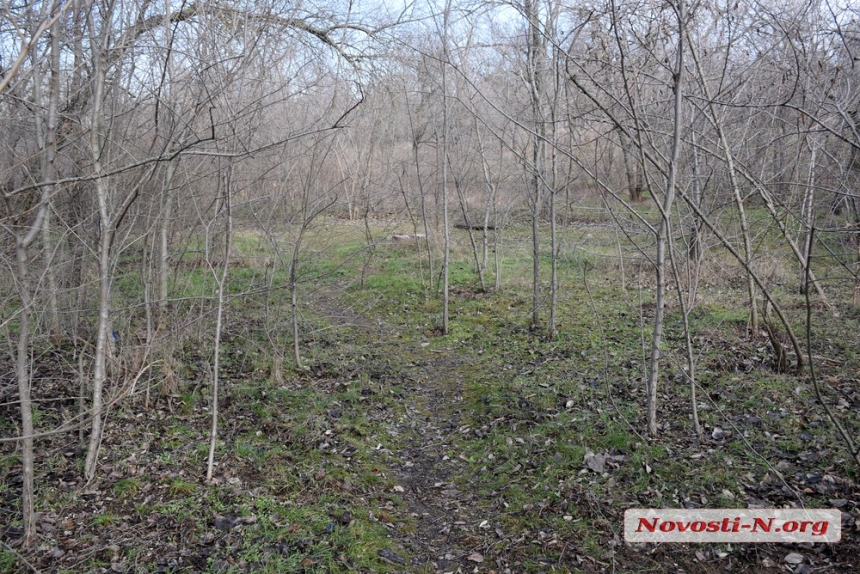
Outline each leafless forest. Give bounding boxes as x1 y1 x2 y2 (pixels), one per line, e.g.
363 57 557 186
2 0 860 568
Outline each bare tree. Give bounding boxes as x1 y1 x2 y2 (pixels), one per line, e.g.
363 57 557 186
642 0 686 437
206 159 233 482
525 0 546 328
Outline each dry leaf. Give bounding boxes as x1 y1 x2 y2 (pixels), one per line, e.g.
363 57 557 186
466 552 484 563
585 452 606 473
784 552 804 565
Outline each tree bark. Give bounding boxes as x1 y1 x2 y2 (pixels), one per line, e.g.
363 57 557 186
15 233 40 544
158 161 177 330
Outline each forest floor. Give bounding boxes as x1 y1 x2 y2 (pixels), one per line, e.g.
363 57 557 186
2 220 860 573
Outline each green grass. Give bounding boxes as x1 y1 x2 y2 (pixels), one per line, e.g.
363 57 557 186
167 478 197 497
91 513 123 527
112 477 141 497
0 549 18 572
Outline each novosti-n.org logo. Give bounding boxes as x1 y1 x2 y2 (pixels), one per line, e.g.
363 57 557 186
624 509 841 543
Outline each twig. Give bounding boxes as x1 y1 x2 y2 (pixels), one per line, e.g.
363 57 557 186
804 227 860 466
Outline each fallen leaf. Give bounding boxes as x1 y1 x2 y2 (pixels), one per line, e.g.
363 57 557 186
585 452 606 473
466 552 484 563
784 552 804 565
378 548 406 565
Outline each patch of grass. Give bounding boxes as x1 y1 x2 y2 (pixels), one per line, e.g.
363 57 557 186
232 493 401 573
235 440 258 459
152 496 202 521
0 453 15 474
167 478 197 497
112 477 141 497
92 513 123 527
0 549 18 571
689 304 750 328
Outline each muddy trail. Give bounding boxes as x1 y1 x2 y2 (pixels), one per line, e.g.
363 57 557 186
315 287 523 572
372 349 643 574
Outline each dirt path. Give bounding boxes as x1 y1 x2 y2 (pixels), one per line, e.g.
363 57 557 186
314 290 499 572
386 353 483 572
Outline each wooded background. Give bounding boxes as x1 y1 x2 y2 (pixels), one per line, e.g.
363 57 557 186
2 0 859 548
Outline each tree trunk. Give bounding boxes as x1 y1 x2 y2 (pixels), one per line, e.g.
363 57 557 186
622 132 644 202
290 237 303 369
407 106 433 290
207 164 233 482
686 35 758 336
449 153 486 292
646 0 685 437
84 178 112 483
158 161 177 330
526 0 544 329
440 3 451 334
15 239 38 544
799 144 817 294
548 20 561 336
84 7 113 482
687 125 704 306
41 25 62 343
473 110 498 289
